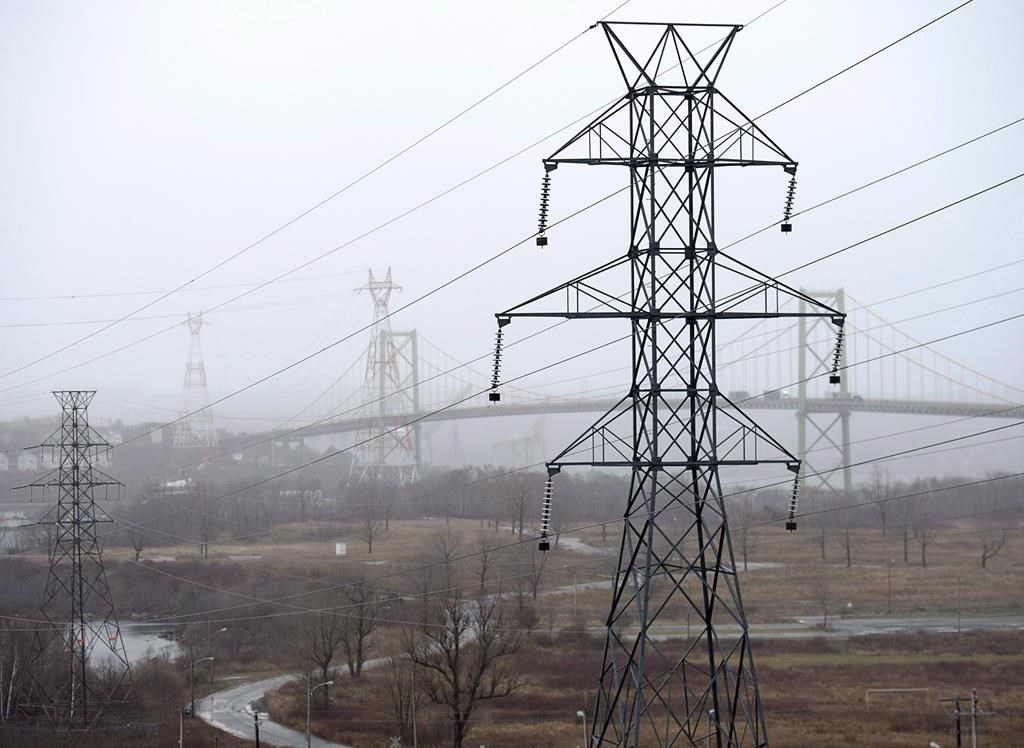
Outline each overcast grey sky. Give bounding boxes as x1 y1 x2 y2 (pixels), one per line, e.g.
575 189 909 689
2 0 1022 446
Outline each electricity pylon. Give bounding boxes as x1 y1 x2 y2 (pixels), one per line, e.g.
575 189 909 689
17 391 133 729
173 311 218 448
797 289 852 502
348 268 420 486
491 23 843 747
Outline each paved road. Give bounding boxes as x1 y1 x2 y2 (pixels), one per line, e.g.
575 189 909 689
195 674 349 748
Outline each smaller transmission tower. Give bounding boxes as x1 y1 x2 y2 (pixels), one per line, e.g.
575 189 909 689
173 311 218 448
17 391 133 729
348 268 420 486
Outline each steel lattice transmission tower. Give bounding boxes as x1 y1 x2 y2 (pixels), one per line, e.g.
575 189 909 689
173 311 218 448
17 391 133 729
348 268 420 486
492 23 844 747
797 289 852 502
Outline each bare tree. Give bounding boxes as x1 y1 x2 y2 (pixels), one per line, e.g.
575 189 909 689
980 527 1008 569
805 491 832 561
890 495 912 564
810 566 835 629
405 592 524 748
833 505 856 569
431 527 463 587
732 496 760 571
384 656 426 743
475 532 501 595
295 604 346 707
129 529 144 563
352 484 383 555
868 467 891 537
912 522 940 568
339 579 382 678
505 476 529 537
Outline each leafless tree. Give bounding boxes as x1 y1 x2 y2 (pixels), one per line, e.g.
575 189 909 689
732 496 760 571
505 476 529 537
431 527 463 587
907 493 942 568
384 656 426 743
295 603 346 707
339 579 382 678
475 532 501 595
980 527 1008 568
868 467 891 537
890 495 912 564
352 484 383 555
0 628 31 723
404 592 524 748
833 504 856 569
810 566 835 629
805 490 832 561
129 529 144 563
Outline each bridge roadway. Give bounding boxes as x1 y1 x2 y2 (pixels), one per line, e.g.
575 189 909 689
238 397 1024 444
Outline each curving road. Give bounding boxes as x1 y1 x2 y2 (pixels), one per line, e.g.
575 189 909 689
195 673 352 748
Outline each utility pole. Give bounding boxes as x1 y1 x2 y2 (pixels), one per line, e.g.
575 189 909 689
491 22 844 747
174 312 218 449
16 391 133 729
941 689 990 748
254 710 261 748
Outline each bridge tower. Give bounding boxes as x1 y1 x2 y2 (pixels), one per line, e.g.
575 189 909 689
492 23 844 746
798 290 852 500
348 268 420 486
173 311 218 449
17 391 133 728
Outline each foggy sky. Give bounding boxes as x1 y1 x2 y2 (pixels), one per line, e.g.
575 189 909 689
2 0 1022 475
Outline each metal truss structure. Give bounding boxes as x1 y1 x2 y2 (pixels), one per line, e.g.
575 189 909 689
798 289 852 501
173 311 218 448
492 23 843 747
17 391 133 729
348 268 420 486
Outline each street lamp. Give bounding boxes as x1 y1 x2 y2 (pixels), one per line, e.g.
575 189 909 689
189 655 214 718
209 626 228 685
575 709 587 747
307 677 334 748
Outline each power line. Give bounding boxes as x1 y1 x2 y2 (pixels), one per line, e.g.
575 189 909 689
93 468 1024 630
0 0 953 401
0 4 629 382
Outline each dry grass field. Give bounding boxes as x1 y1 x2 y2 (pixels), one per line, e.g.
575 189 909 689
267 631 1024 747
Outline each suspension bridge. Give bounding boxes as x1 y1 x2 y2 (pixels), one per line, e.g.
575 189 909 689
213 276 1023 493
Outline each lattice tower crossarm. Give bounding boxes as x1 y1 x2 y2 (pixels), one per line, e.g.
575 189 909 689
348 268 420 486
490 23 844 747
15 391 133 729
173 311 218 448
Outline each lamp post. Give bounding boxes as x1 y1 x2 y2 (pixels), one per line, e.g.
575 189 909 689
190 654 214 718
209 626 228 685
307 677 333 748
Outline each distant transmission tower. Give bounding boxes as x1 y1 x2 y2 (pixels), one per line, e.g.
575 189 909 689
173 311 218 448
491 23 844 746
348 268 420 486
18 391 133 729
